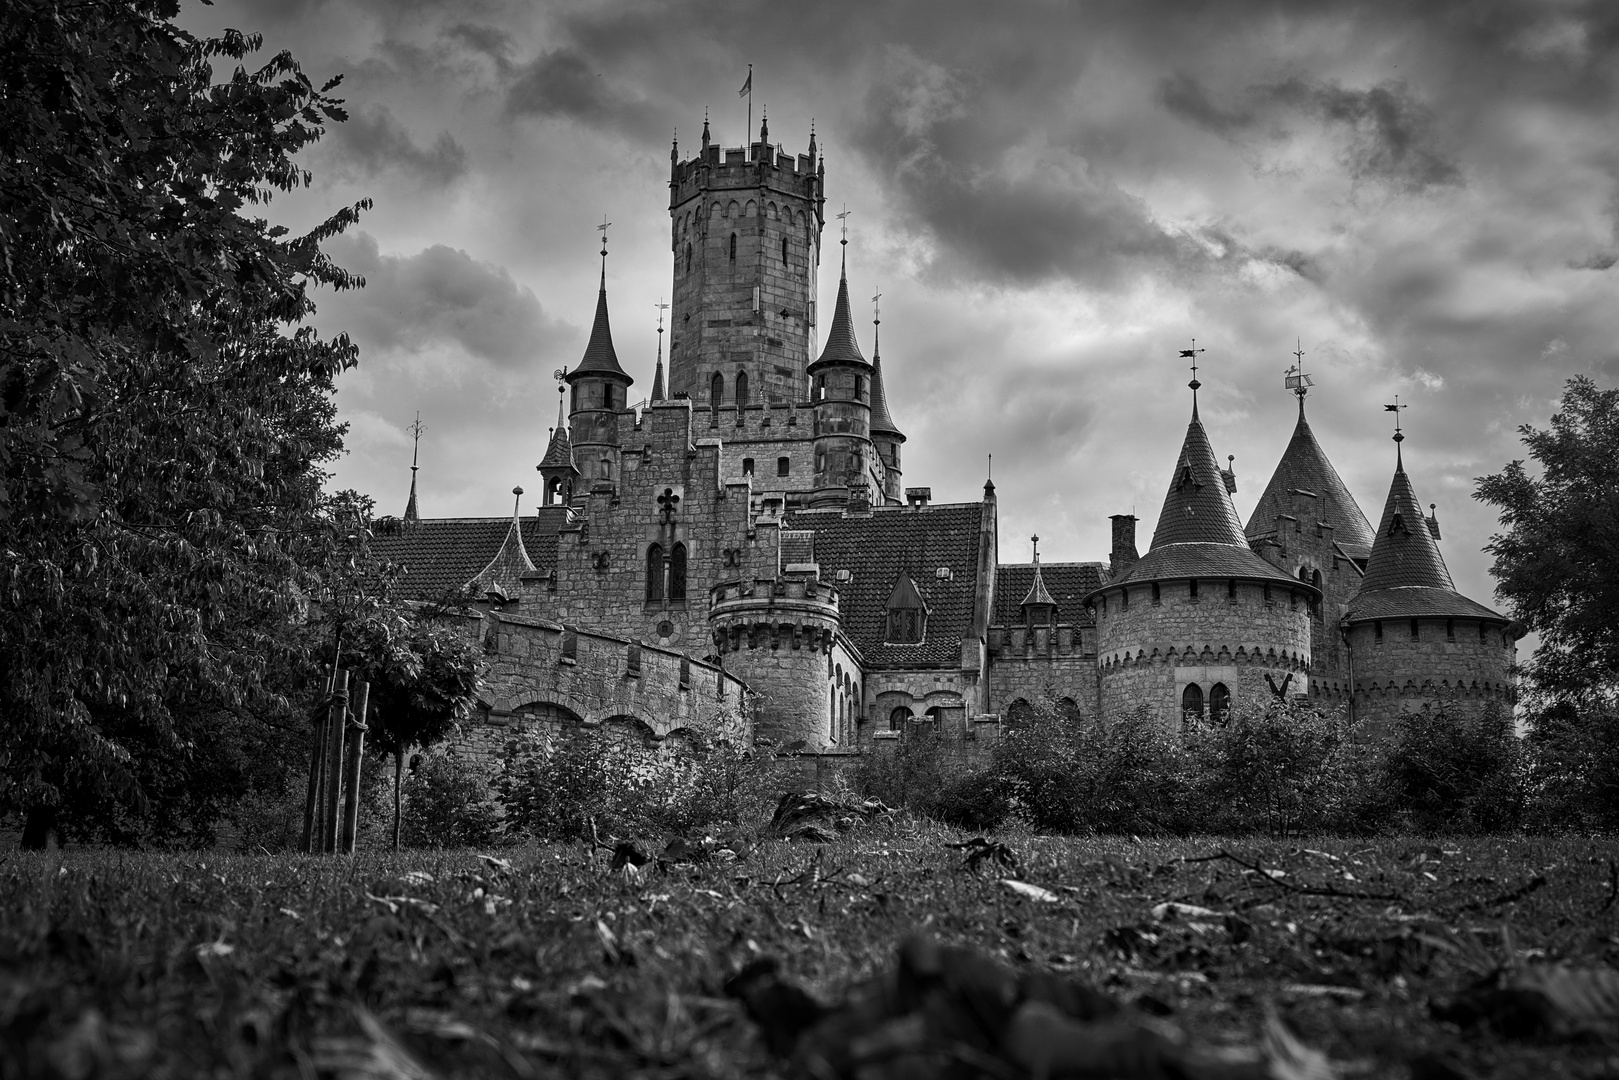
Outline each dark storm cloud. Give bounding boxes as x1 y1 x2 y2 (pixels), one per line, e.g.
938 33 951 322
1161 74 1461 192
322 233 567 368
504 47 671 141
334 106 467 186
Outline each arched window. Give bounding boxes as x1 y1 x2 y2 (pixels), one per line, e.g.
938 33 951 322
710 372 724 408
889 706 912 731
736 371 750 407
669 543 687 600
645 543 664 601
729 233 737 263
1006 698 1034 730
1181 683 1205 723
1209 683 1230 725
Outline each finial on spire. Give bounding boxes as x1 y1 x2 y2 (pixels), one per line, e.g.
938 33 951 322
404 412 425 523
836 204 851 272
1385 395 1408 467
1031 534 1040 563
596 215 611 284
1179 339 1206 412
871 287 881 357
652 299 669 402
554 379 566 430
511 486 524 520
1284 339 1314 417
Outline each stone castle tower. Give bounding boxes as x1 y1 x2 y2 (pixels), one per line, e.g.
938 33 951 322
667 118 824 406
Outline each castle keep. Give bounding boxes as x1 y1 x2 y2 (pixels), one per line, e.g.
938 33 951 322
371 117 1519 753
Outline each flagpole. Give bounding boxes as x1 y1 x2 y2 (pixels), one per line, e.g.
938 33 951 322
746 64 752 154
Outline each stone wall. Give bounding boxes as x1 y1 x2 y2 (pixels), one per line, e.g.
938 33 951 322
1252 510 1366 696
709 575 843 749
987 628 1101 721
1094 577 1312 727
1346 616 1516 733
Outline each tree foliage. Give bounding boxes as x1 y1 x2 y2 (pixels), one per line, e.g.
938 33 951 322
0 0 368 825
1476 376 1619 698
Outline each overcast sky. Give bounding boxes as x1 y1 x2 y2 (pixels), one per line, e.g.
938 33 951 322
186 0 1618 614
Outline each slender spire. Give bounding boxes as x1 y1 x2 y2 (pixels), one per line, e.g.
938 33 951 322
651 299 668 402
836 204 850 274
808 250 869 372
1244 367 1375 551
538 381 575 471
404 412 424 523
570 221 630 380
1020 534 1056 609
869 287 904 439
1359 436 1455 593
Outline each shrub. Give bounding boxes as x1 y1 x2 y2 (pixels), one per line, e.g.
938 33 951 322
852 732 1001 829
399 751 501 849
1383 699 1522 833
1520 699 1619 831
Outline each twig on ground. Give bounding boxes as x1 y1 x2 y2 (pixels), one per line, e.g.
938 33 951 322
1447 874 1547 916
1184 849 1406 903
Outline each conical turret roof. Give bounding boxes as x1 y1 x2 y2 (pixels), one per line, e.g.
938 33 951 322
1097 402 1308 591
569 276 631 381
807 271 870 374
1245 404 1375 555
1020 559 1056 608
469 489 538 598
1344 445 1505 623
538 389 575 471
869 354 904 439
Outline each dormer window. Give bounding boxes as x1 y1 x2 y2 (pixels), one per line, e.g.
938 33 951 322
1390 512 1408 538
885 575 926 643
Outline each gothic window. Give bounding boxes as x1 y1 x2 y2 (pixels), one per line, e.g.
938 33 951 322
729 233 737 263
814 375 825 400
1120 588 1128 611
1006 699 1034 730
777 457 790 477
645 543 664 602
736 371 750 406
1478 622 1488 642
710 372 724 407
1181 683 1204 723
1446 619 1455 641
560 627 578 662
1390 512 1407 537
670 543 687 600
1209 683 1231 725
599 456 612 481
885 575 926 643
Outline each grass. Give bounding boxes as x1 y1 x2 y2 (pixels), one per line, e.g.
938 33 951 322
1 823 1616 1078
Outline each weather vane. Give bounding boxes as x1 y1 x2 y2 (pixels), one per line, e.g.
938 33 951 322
1385 395 1407 441
655 299 669 332
1179 339 1205 391
1284 339 1313 398
554 366 568 383
836 205 851 246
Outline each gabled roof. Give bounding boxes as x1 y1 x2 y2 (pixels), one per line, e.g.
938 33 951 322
1245 404 1375 556
1344 445 1506 624
869 355 904 440
783 503 983 667
370 509 567 602
568 275 631 381
1101 403 1303 592
994 563 1103 627
806 271 871 374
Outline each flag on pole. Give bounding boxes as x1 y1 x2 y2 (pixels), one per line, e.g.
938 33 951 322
739 68 752 97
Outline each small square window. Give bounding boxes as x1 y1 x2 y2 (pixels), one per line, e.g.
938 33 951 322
742 458 754 475
777 457 790 477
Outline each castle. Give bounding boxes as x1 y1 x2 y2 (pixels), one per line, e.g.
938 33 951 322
371 116 1520 757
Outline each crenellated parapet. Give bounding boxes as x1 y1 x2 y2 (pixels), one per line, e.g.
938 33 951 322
709 576 841 656
708 573 844 748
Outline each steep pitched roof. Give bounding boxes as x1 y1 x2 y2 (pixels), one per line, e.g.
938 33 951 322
1102 404 1303 591
994 563 1103 627
1020 561 1056 608
806 271 871 374
404 472 419 523
570 275 631 380
783 503 983 667
370 509 566 602
869 355 904 440
1344 446 1506 623
538 425 574 471
1245 404 1375 556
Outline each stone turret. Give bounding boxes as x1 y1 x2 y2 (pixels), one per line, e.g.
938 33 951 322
1341 432 1518 732
807 258 875 507
564 237 634 495
1086 371 1317 728
668 112 824 404
709 529 842 748
536 384 578 506
868 297 905 504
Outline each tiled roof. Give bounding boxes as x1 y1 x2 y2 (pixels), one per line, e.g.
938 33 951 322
1020 562 1056 608
538 426 574 470
469 508 537 597
783 503 983 667
869 355 904 440
1105 542 1303 590
993 563 1103 627
569 278 631 380
806 271 871 374
370 509 566 601
1245 405 1375 552
1344 447 1504 623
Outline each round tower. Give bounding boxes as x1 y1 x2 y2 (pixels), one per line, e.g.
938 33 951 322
1342 427 1518 735
807 250 875 507
709 574 841 748
1085 360 1318 728
668 114 824 406
564 230 634 493
868 298 906 504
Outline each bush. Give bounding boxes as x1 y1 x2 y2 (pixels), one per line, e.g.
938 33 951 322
1384 699 1522 833
1520 699 1619 831
399 751 501 849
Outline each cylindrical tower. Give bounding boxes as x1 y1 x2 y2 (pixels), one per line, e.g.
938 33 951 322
1342 432 1518 735
807 266 874 507
668 115 824 406
709 575 841 748
564 237 634 494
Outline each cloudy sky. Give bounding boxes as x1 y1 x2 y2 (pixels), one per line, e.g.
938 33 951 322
187 0 1617 613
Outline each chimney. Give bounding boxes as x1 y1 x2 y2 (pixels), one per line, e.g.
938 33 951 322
1109 514 1138 574
905 486 932 508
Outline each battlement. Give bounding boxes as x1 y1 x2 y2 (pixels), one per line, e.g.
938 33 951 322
671 143 821 208
987 621 1093 659
709 575 840 611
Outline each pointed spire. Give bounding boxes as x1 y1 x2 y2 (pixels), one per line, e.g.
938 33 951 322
651 299 668 402
1359 428 1453 593
1020 535 1056 609
538 384 574 470
1244 374 1375 552
701 112 710 151
470 486 537 597
404 412 424 523
808 119 816 162
808 260 869 372
570 221 630 380
869 288 904 439
670 129 678 162
759 106 768 148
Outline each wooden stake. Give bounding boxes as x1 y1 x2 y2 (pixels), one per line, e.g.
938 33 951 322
323 668 349 854
341 679 369 854
301 664 332 853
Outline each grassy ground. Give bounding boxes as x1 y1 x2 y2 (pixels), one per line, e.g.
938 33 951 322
1 823 1616 1078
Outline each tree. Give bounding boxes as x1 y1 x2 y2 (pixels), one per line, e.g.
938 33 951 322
0 0 367 837
1476 376 1619 698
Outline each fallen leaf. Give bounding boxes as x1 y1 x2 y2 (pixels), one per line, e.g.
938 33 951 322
1000 879 1059 903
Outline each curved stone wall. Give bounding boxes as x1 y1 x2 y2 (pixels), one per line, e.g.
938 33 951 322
709 576 843 748
1345 616 1516 732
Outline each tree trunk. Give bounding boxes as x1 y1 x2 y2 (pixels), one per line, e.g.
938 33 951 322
393 746 405 851
341 680 369 855
20 805 56 850
323 669 349 854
